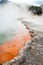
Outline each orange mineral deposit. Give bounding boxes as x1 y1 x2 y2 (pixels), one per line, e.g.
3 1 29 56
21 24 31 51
0 29 31 64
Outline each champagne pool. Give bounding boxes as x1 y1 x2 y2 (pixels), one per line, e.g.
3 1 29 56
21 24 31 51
0 2 31 63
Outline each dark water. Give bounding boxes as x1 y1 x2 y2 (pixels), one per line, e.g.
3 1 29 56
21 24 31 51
0 0 8 4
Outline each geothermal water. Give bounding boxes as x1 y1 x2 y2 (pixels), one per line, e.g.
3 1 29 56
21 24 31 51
0 2 31 63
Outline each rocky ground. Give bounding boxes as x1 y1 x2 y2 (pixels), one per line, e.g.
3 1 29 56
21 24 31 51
2 21 43 65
